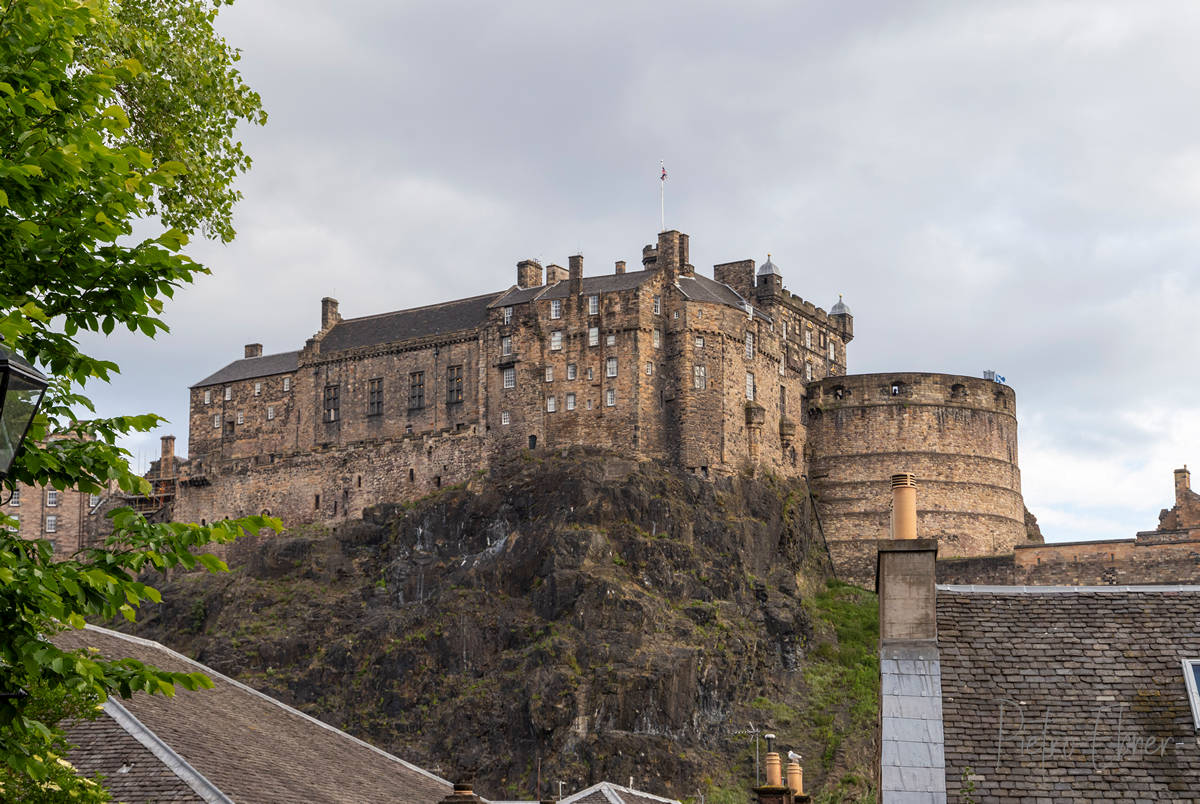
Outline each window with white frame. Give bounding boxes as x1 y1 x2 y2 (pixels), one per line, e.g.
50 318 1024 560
779 357 785 376
1183 659 1200 729
236 410 244 425
673 311 679 319
550 299 562 319
805 329 812 349
694 365 707 389
644 362 653 376
503 306 513 325
588 327 599 346
203 389 211 405
695 336 704 348
283 376 291 392
45 515 57 534
805 362 813 381
88 493 100 508
653 329 661 349
745 331 755 360
586 367 594 380
606 334 615 346
46 490 59 507
567 363 577 380
586 399 594 409
566 393 576 410
501 335 512 355
545 366 554 382
588 295 599 315
501 411 510 425
547 395 557 413
213 413 221 429
550 331 563 351
224 386 232 401
502 367 515 389
267 405 276 421
254 382 262 396
8 487 19 506
828 340 836 361
605 389 615 406
606 357 617 378
782 321 787 339
746 372 755 401
653 295 661 315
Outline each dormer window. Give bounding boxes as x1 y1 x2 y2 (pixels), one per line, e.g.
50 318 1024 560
503 306 513 325
1184 660 1200 729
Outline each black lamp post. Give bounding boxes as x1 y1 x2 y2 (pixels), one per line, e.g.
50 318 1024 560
0 343 49 480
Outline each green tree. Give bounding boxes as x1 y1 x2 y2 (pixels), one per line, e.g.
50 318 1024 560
0 0 270 798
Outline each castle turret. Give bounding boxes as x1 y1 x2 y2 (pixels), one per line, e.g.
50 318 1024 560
830 294 853 343
756 253 783 298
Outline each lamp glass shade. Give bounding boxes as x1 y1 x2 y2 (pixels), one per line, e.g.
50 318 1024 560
0 349 48 479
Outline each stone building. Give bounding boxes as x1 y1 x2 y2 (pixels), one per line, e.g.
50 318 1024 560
3 476 101 559
172 228 1035 582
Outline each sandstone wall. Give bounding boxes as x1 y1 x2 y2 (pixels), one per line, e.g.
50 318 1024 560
937 537 1200 586
806 372 1027 586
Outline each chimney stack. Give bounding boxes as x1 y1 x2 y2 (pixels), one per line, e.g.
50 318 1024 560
753 735 809 803
159 435 176 479
890 473 917 540
244 343 262 359
436 782 483 804
568 254 583 296
321 297 340 330
545 264 568 284
517 259 544 289
1176 466 1192 507
614 260 626 274
876 473 937 642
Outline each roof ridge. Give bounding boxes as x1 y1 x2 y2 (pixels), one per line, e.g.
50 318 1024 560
103 697 234 804
332 290 505 325
82 625 453 789
937 583 1200 594
233 349 299 361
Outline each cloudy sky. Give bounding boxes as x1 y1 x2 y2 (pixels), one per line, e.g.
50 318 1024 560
80 0 1200 543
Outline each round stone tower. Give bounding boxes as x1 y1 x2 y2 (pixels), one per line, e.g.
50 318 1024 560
805 372 1028 586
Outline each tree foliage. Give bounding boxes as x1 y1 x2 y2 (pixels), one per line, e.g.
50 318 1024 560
0 0 270 798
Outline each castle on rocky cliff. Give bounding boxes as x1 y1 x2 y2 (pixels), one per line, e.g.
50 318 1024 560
163 229 1038 584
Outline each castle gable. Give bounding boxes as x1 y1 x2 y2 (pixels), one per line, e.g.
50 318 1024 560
191 350 300 388
535 269 655 298
319 291 501 353
676 273 754 315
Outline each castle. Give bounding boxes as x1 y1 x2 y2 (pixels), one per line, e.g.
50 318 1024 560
167 228 1038 584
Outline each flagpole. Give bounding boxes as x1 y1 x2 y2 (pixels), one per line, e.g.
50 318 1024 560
660 160 665 232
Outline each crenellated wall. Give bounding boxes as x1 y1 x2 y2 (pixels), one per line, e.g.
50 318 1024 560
805 372 1029 586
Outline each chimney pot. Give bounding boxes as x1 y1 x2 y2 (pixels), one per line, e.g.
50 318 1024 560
764 751 783 788
786 760 803 796
244 343 263 359
890 473 917 540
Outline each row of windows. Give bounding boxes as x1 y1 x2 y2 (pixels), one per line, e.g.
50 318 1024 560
544 389 616 411
323 367 464 423
6 488 65 507
5 513 60 533
203 376 291 405
541 294 662 321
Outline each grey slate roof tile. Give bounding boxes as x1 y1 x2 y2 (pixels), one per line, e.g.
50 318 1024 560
320 291 502 352
191 350 299 388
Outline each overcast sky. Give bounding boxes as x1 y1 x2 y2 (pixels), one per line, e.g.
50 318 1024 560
80 0 1200 544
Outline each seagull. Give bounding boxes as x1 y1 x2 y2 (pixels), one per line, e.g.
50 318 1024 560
787 750 802 762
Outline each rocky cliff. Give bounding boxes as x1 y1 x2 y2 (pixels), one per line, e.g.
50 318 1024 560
126 448 879 802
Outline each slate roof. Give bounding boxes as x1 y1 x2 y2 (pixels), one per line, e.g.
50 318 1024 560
320 291 503 352
880 642 946 803
57 626 452 804
676 274 756 316
191 350 299 388
560 781 680 804
66 709 206 803
936 585 1200 802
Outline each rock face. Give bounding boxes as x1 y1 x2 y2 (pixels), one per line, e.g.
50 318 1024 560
128 448 876 801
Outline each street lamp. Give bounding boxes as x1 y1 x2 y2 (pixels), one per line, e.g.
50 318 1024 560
0 343 48 480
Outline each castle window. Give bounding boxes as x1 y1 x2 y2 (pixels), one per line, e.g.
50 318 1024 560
588 295 599 315
547 395 557 413
566 393 576 410
746 372 756 401
695 336 704 348
283 376 291 392
805 362 813 381
550 331 562 351
589 327 599 347
586 367 594 380
550 299 562 319
805 329 812 349
6 514 17 532
745 332 755 360
503 306 513 325
606 334 615 346
606 357 617 378
502 367 515 390
368 378 383 416
203 390 211 405
314 494 320 510
405 424 413 434
780 385 787 414
828 340 836 361
267 405 276 421
832 385 845 400
236 410 244 425
544 366 554 383
501 411 510 425
653 295 661 315
693 365 707 390
645 361 652 376
567 363 577 380
605 389 615 407
8 487 18 506
46 490 59 507
653 329 661 349
44 514 57 534
323 384 340 421
951 383 967 400
782 321 787 339
254 382 262 396
586 399 594 410
673 311 679 319
224 386 232 401
213 414 220 429
891 382 903 396
409 468 414 481
409 372 425 408
446 365 464 403
501 335 512 355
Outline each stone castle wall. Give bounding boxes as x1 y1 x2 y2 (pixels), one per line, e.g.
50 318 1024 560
805 372 1028 586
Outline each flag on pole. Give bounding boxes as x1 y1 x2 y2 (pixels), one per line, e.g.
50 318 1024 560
661 163 667 181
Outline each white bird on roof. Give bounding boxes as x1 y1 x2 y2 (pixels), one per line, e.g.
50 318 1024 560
787 750 802 762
